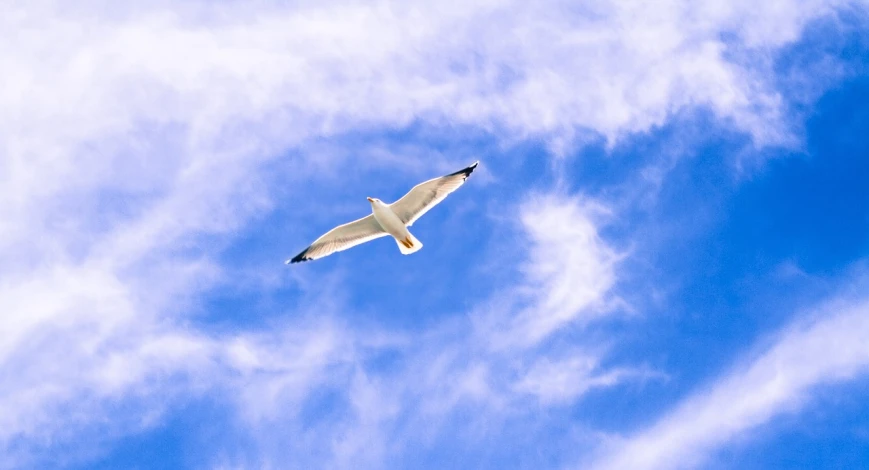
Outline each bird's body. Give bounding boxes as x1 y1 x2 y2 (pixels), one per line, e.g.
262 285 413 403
369 198 423 254
287 161 478 263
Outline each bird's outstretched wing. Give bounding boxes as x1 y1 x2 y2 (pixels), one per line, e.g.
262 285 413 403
287 214 387 263
389 161 479 227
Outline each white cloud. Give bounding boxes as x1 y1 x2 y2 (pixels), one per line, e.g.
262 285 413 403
478 193 623 350
514 355 637 405
591 293 869 470
2 1 855 219
515 195 622 343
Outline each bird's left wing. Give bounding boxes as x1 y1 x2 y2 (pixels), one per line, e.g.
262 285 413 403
389 161 478 226
287 214 387 263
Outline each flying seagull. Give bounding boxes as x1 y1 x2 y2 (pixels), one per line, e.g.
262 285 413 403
287 161 479 264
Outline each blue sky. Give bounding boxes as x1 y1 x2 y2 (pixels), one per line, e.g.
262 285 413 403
2 1 869 469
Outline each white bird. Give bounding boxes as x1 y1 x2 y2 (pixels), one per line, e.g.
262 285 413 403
287 161 479 264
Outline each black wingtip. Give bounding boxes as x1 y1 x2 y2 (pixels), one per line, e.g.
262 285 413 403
449 161 479 180
287 247 313 264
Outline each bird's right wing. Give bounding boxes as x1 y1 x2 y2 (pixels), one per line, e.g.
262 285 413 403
389 161 478 226
287 214 387 263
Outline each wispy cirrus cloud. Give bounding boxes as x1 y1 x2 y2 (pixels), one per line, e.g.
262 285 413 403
507 194 622 346
591 286 869 470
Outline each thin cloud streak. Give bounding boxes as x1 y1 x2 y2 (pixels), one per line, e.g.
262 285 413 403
591 291 869 470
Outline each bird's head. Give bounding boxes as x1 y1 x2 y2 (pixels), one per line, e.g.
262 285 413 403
367 197 380 205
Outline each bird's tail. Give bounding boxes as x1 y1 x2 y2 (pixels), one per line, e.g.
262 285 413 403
395 232 423 255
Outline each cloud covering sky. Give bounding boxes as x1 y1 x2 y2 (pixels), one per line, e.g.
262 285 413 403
2 0 868 468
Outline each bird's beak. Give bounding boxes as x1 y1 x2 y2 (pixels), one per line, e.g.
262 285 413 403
367 197 374 203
